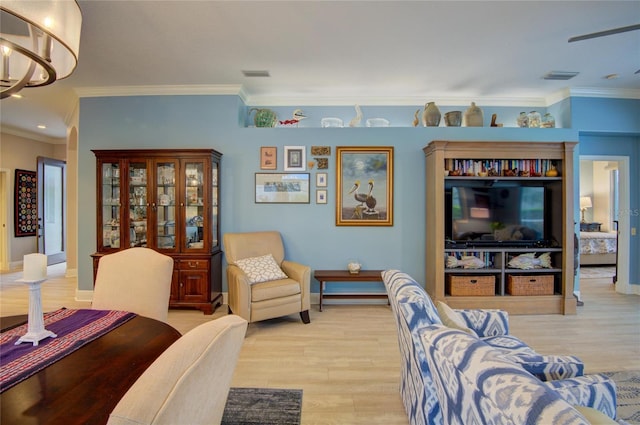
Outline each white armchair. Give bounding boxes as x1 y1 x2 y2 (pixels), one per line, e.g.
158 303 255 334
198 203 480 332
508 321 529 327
107 315 248 425
92 247 173 323
223 231 310 324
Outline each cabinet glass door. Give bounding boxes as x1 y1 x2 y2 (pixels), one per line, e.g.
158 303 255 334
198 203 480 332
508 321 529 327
156 161 177 251
184 161 204 250
211 161 219 249
128 161 148 248
100 162 121 249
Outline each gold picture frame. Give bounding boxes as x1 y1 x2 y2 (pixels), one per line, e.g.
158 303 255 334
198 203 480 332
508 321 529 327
336 146 394 226
260 146 277 170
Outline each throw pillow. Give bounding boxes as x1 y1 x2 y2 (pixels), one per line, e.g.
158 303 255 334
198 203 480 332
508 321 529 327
235 254 288 284
436 301 478 336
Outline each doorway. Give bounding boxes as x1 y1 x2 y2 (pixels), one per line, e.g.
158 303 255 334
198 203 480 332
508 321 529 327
37 157 67 265
579 155 631 294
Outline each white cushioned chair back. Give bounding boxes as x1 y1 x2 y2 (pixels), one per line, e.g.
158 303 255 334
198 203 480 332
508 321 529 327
223 231 285 265
107 315 248 425
92 248 173 323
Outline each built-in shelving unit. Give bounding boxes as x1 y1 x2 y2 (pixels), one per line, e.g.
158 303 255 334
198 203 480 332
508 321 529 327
424 140 577 315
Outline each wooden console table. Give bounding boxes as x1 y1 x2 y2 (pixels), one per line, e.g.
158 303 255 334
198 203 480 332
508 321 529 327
313 270 387 311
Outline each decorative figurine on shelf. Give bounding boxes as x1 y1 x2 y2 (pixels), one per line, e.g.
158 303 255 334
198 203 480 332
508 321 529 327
422 102 441 127
508 252 552 269
490 113 503 127
517 112 529 128
444 111 462 127
464 102 484 127
249 108 278 128
446 255 485 269
349 105 363 127
545 163 559 177
278 109 307 127
412 109 420 127
527 111 542 128
348 260 362 274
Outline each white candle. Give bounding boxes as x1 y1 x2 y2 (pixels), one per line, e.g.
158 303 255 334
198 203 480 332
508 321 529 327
23 253 47 281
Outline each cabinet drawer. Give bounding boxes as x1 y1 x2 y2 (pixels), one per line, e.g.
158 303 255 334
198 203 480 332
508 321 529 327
177 259 209 270
507 275 554 295
447 275 495 296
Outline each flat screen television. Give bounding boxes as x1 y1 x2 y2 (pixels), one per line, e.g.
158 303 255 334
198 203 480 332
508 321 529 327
445 184 546 245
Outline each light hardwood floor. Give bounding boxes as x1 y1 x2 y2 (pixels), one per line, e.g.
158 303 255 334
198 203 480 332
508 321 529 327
1 265 638 424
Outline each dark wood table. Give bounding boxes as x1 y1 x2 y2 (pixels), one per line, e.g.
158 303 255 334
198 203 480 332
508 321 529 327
313 269 387 311
0 314 181 425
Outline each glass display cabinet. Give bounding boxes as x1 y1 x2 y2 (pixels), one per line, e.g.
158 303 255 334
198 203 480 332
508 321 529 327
92 149 222 314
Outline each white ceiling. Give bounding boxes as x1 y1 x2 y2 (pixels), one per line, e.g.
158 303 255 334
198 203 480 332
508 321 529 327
1 0 639 141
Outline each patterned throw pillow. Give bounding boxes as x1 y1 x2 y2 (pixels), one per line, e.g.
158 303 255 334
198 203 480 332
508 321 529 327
436 301 478 336
235 254 288 284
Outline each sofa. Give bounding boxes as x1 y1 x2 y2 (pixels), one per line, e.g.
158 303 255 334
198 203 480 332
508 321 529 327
382 269 620 425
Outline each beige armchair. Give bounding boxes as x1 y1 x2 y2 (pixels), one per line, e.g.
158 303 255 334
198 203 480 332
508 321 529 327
223 231 310 324
107 315 248 425
92 247 173 323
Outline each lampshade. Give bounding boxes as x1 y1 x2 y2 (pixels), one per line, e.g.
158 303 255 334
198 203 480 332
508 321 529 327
0 0 82 99
580 196 592 210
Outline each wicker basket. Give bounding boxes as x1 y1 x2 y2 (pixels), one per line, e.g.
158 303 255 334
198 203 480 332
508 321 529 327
507 275 554 296
447 275 495 296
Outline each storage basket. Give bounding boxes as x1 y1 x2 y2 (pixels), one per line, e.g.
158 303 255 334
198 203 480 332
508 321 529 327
507 275 554 296
447 275 495 296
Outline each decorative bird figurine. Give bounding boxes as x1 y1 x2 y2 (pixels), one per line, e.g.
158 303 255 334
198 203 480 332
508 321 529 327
413 109 420 127
279 109 307 126
365 179 377 212
348 180 368 207
349 105 363 127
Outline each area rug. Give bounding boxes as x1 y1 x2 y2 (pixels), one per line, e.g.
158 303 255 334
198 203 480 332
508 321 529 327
602 370 640 424
222 387 302 425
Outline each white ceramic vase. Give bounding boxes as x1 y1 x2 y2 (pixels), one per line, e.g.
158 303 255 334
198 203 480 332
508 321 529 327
464 102 484 127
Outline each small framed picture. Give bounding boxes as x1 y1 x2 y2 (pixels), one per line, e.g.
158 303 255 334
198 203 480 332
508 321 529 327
316 189 327 204
316 172 328 187
284 146 306 171
260 146 277 170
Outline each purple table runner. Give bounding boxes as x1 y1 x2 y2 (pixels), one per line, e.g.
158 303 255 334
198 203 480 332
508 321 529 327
0 308 136 392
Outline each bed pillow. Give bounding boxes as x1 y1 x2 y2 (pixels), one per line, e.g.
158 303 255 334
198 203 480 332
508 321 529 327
235 254 288 284
436 301 478 336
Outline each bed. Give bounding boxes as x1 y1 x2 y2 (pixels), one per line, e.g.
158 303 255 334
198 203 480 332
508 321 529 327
579 231 618 265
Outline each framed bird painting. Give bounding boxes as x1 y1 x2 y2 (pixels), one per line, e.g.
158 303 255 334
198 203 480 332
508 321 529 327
335 146 394 226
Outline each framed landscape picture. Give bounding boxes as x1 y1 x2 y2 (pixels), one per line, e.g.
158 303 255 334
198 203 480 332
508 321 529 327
255 173 310 204
336 146 393 226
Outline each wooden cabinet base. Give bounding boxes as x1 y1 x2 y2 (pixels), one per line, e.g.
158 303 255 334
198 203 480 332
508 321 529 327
169 292 223 315
441 295 575 315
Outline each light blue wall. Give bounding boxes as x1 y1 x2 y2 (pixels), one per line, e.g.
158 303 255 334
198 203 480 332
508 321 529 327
77 95 638 295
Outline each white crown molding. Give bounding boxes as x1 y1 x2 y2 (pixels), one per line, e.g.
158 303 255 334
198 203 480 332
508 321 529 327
568 87 640 99
0 125 66 144
74 84 244 98
72 84 640 105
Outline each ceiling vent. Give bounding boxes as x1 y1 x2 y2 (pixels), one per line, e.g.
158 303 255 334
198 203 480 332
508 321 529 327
242 70 270 77
543 71 579 81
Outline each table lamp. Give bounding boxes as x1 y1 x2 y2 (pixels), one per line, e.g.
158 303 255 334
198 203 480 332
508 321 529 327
15 253 57 346
580 196 592 223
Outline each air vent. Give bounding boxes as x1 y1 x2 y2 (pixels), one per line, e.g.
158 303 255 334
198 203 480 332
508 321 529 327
543 71 579 81
242 70 270 77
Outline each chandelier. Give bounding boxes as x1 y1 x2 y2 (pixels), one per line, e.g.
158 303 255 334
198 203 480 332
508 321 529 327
0 1 82 99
